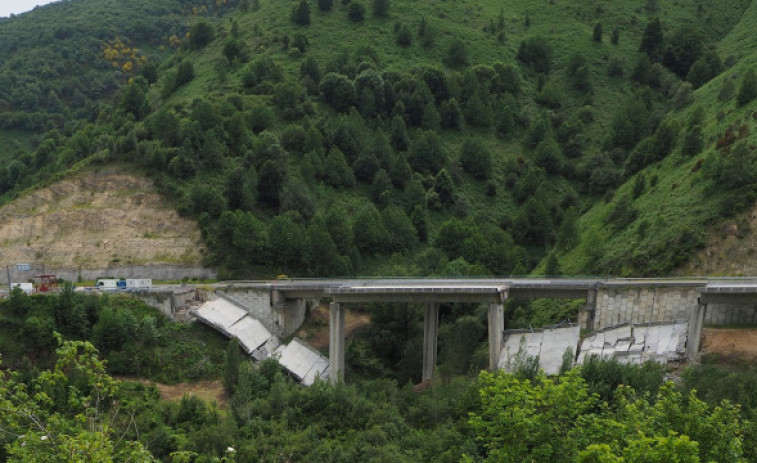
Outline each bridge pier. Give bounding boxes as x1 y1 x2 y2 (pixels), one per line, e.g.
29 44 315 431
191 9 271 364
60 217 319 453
686 300 707 358
488 302 505 370
422 302 439 382
329 302 345 384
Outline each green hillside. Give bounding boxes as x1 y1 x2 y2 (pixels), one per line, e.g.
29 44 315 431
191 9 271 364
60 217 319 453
0 0 238 158
1 0 757 279
558 0 757 276
6 3 757 460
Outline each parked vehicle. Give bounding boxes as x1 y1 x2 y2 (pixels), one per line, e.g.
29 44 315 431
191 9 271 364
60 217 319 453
95 278 152 292
125 279 152 292
95 279 120 291
11 282 34 294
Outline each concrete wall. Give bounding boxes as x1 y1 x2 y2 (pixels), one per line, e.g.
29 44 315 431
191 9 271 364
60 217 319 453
705 303 757 325
1 264 217 285
593 287 699 330
130 288 196 321
590 287 757 331
219 287 310 338
131 291 174 318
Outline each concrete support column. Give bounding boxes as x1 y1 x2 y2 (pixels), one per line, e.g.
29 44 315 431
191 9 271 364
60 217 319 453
422 302 440 382
271 289 285 306
488 302 505 370
686 301 707 359
580 289 598 332
329 302 345 384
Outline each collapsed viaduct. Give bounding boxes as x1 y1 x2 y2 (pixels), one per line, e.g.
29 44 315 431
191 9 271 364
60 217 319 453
204 278 757 384
16 276 753 383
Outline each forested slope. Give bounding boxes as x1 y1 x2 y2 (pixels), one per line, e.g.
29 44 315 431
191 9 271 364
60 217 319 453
1 0 757 279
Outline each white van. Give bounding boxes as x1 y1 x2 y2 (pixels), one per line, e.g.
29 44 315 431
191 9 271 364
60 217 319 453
11 282 34 294
95 279 120 291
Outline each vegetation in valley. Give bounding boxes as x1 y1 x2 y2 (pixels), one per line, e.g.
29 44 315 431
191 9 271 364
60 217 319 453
0 287 226 383
2 317 756 461
3 286 756 462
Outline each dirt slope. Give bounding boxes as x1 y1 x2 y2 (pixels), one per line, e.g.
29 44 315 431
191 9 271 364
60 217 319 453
700 328 757 358
676 203 757 276
295 304 371 350
0 170 204 269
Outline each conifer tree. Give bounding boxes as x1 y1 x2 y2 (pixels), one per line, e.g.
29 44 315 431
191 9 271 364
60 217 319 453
223 338 242 395
593 22 603 42
737 68 757 107
639 18 663 61
291 0 311 25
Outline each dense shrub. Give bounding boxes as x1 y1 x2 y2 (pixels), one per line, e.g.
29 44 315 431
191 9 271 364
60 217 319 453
517 36 552 73
444 39 469 69
348 3 365 22
175 60 195 87
319 73 356 112
408 130 445 174
662 24 703 78
459 138 492 179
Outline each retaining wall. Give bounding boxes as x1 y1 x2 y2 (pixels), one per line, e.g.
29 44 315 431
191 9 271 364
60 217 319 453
705 303 757 325
130 288 196 321
593 287 699 330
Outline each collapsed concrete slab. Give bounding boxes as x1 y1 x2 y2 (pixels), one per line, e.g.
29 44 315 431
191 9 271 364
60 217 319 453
192 298 247 336
227 316 276 355
192 297 329 386
500 320 689 374
275 338 329 386
499 325 580 375
576 321 688 365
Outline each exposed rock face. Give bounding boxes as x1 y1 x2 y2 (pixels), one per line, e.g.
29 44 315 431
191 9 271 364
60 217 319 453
0 170 205 270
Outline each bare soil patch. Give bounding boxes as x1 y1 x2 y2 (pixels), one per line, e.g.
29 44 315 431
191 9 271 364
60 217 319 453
677 203 757 275
0 169 204 269
700 328 757 358
120 377 226 407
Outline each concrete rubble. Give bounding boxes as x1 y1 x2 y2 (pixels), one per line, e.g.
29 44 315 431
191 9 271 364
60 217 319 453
576 322 688 365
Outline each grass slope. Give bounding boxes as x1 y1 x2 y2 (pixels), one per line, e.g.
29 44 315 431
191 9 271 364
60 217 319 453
557 0 757 276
